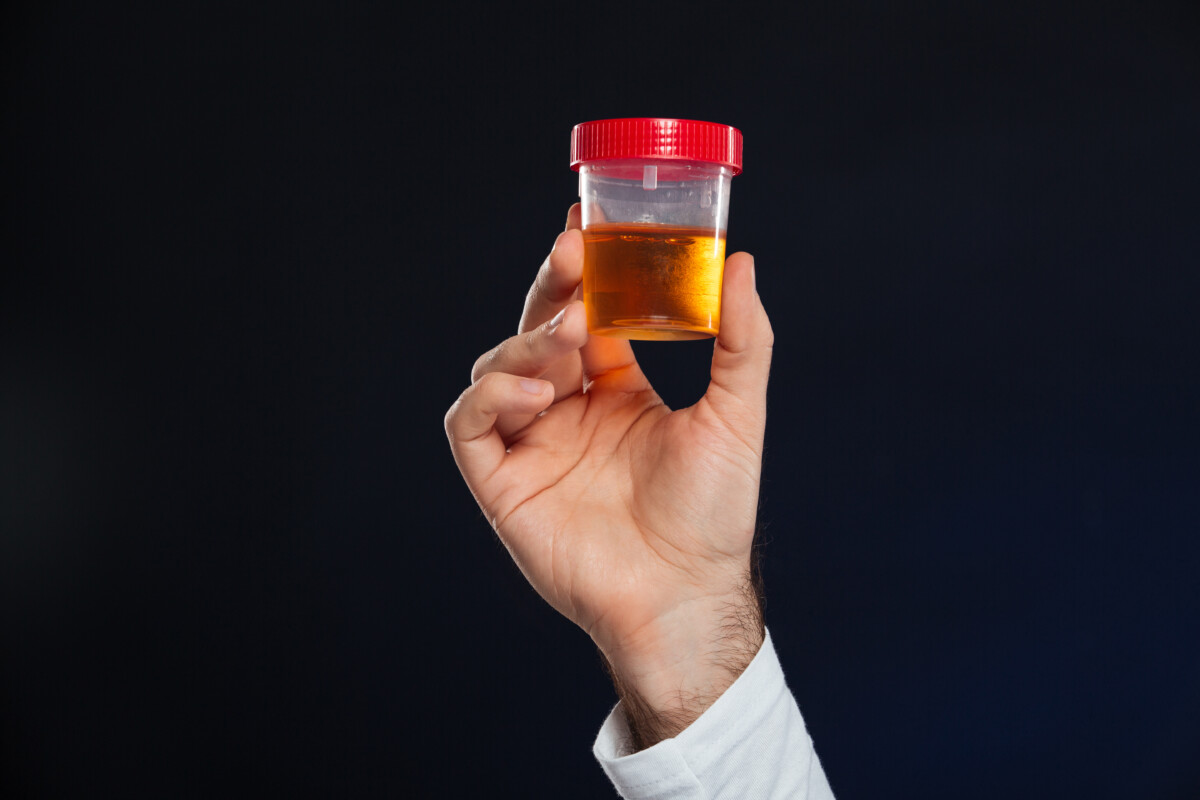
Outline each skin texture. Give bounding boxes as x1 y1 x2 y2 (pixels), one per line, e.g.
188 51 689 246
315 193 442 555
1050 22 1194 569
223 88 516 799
445 204 774 750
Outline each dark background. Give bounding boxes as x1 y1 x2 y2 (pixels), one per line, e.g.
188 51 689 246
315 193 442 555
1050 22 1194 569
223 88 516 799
3 1 1199 797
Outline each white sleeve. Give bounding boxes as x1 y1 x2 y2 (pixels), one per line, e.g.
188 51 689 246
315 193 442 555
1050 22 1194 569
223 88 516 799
592 629 834 799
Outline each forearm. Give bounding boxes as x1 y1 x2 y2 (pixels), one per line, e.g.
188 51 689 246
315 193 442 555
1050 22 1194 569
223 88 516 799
599 572 765 751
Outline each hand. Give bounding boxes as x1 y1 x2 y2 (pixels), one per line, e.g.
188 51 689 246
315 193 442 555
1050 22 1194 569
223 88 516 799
445 205 775 749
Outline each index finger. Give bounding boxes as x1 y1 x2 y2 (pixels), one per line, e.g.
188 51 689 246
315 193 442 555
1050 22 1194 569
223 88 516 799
518 204 583 333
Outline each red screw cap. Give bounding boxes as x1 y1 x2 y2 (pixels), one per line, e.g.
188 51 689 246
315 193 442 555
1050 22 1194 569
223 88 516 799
570 118 743 175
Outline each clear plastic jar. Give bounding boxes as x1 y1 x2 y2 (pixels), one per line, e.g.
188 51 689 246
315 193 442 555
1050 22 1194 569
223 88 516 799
570 118 743 341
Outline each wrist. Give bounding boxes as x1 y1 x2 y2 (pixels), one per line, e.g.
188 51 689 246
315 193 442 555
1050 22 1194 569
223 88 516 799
598 578 764 751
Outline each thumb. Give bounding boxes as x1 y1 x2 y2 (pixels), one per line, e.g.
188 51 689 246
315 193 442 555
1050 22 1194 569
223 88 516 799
705 252 774 424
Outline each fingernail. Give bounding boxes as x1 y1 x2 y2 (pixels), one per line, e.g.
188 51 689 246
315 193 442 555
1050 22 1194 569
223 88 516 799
548 307 566 332
749 255 757 293
520 379 546 395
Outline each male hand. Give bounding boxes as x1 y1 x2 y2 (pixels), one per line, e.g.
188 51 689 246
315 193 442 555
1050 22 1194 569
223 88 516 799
445 205 775 749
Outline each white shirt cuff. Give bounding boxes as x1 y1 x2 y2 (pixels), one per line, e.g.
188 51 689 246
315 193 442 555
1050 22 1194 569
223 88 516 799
592 628 834 799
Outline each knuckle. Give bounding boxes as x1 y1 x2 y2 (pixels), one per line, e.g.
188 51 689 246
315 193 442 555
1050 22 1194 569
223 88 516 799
758 305 776 349
533 257 553 294
471 345 501 383
542 251 574 297
444 392 466 436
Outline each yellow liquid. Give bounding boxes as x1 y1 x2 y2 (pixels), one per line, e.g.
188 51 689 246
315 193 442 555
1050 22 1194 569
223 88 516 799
581 222 725 341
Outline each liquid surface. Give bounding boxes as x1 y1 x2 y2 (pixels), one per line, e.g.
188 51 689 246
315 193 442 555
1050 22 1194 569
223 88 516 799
581 222 726 341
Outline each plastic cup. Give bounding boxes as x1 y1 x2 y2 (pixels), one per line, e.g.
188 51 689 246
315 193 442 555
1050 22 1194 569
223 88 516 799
570 118 743 341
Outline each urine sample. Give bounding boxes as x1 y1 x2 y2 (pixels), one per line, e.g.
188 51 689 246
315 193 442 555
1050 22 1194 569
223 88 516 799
570 118 743 341
582 222 725 340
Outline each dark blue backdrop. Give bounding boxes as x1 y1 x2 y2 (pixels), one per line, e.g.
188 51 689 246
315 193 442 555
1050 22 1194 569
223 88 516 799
3 1 1198 797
